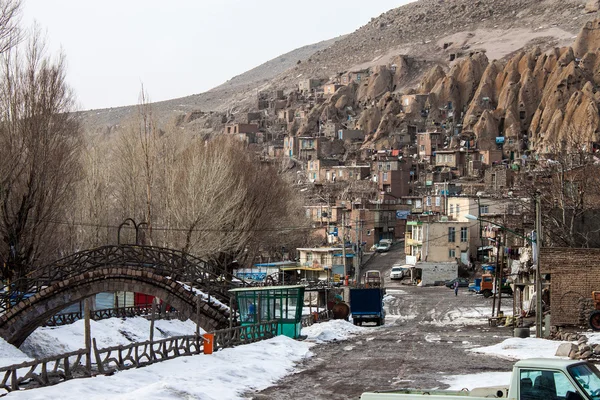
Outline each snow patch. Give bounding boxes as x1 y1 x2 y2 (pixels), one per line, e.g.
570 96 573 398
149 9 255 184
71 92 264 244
302 319 368 343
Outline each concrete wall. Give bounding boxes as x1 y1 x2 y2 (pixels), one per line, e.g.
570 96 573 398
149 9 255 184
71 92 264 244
414 262 457 286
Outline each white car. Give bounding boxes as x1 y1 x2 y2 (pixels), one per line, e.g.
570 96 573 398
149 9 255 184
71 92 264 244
376 239 392 252
390 266 407 280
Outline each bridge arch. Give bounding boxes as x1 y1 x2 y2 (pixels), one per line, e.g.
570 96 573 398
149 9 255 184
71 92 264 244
0 267 231 347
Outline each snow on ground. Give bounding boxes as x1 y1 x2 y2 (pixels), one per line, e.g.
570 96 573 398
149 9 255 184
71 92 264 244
302 319 368 343
442 371 513 390
0 337 31 366
443 330 594 390
20 317 201 359
469 336 568 360
5 335 313 400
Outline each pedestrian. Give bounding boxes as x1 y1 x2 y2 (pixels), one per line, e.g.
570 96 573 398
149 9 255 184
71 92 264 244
453 280 459 296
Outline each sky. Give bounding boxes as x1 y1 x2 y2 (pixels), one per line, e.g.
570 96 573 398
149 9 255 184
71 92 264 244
22 0 413 111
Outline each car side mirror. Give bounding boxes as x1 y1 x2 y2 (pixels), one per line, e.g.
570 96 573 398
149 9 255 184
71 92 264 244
565 391 583 400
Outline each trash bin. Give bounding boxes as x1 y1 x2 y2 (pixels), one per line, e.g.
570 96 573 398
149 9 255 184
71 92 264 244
203 333 214 354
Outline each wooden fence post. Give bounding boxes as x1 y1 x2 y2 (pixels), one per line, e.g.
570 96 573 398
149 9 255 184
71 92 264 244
84 297 92 374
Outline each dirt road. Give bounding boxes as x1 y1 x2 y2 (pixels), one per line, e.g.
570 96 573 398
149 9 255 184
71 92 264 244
251 245 517 400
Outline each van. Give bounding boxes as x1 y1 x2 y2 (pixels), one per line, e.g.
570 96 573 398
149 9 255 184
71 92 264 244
364 270 384 288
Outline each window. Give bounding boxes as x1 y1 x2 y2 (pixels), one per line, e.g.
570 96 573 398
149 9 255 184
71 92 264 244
420 145 425 151
306 253 313 262
519 368 584 400
305 209 311 218
383 172 388 181
435 197 441 207
456 205 460 216
461 227 468 242
449 204 454 215
415 199 422 208
426 196 431 206
480 205 489 214
317 209 321 218
386 163 391 170
448 227 456 242
366 230 371 236
449 249 456 258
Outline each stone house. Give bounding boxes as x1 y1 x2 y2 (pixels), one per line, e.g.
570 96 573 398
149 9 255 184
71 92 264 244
283 135 298 158
298 79 323 94
298 136 325 161
341 69 370 85
322 121 343 138
321 165 370 183
417 131 444 159
337 129 365 141
306 159 339 182
224 123 259 136
372 156 414 201
323 83 343 95
484 165 515 192
277 108 295 123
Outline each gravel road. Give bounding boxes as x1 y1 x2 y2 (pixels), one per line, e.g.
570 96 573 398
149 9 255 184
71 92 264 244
251 244 518 400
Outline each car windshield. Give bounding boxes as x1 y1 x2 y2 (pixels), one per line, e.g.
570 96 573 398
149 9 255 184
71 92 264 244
570 363 600 400
392 267 402 272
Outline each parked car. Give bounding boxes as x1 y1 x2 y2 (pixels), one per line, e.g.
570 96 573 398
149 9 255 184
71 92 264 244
376 240 392 252
445 277 470 288
390 266 408 280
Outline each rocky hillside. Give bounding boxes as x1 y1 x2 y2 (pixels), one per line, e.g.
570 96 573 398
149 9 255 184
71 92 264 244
78 0 598 139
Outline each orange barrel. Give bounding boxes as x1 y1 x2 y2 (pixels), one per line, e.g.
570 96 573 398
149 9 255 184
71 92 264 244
203 333 214 354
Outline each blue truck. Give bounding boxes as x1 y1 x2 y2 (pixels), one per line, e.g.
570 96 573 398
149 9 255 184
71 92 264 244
350 288 385 326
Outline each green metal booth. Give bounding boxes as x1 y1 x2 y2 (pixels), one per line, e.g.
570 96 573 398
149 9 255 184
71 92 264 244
229 285 305 339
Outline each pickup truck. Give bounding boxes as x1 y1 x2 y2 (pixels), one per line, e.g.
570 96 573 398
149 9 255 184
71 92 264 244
361 358 600 400
350 287 385 326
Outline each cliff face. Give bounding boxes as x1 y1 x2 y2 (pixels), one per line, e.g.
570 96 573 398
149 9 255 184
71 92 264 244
377 17 600 153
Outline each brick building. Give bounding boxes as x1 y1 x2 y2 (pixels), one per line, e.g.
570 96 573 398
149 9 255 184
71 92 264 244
542 247 600 328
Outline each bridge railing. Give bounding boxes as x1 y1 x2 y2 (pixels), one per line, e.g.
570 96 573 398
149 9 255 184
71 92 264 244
0 320 279 394
43 304 180 327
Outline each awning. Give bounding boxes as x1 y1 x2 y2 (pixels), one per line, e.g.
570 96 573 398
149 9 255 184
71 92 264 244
280 266 326 271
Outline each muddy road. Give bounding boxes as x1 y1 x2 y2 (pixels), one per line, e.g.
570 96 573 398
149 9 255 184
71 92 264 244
252 245 517 399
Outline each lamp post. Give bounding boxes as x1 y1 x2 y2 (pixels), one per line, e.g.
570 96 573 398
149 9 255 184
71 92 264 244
465 213 541 337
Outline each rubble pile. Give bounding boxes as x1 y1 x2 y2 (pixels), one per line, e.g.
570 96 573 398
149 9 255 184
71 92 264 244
553 331 600 360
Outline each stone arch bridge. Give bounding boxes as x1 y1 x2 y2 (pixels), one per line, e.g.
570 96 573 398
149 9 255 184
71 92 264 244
0 245 246 346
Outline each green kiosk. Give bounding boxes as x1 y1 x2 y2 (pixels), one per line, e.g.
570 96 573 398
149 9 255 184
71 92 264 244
229 285 305 339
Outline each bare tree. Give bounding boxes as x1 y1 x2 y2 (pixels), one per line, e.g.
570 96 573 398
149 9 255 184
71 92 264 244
0 30 82 282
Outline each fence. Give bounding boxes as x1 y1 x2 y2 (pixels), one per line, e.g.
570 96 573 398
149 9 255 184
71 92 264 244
0 320 278 394
301 309 333 327
43 304 180 327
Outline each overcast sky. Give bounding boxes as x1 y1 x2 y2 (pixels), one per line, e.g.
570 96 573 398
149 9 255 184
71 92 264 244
22 0 412 110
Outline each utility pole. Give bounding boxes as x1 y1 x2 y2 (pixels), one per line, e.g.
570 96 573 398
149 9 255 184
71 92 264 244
492 234 500 317
497 212 507 317
342 212 346 281
535 193 543 338
354 216 361 284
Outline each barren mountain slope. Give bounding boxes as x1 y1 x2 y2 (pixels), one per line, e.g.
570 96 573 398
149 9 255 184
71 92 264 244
78 0 597 135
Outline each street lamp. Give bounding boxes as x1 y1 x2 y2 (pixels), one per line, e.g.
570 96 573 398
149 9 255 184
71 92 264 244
465 214 542 338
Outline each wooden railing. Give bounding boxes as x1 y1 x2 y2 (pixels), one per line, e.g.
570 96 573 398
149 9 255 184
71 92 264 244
0 321 278 394
43 304 180 327
301 309 333 327
0 348 91 392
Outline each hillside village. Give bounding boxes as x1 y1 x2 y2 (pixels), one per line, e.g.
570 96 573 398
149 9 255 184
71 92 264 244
220 11 600 326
